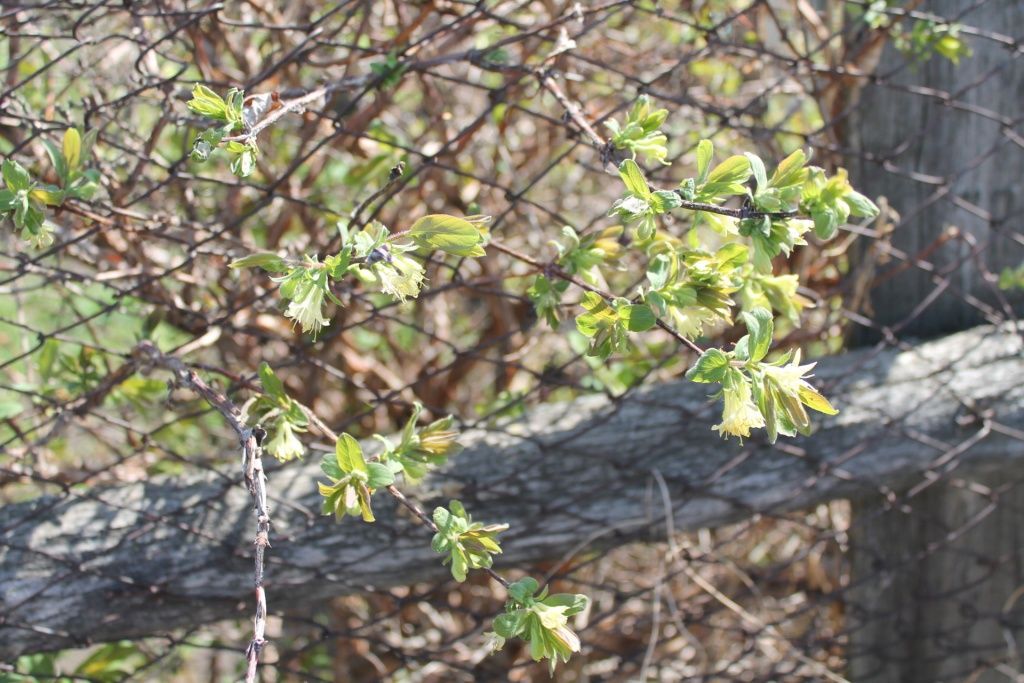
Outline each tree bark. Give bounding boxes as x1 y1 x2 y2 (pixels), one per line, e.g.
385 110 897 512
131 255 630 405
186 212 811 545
0 325 1021 660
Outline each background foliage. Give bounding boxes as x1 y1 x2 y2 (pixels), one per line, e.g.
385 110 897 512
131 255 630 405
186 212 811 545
1 1 1021 681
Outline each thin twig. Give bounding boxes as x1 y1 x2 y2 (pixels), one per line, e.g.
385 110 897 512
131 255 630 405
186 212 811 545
135 341 270 683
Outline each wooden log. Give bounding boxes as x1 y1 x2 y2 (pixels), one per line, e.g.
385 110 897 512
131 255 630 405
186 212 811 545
0 324 1021 660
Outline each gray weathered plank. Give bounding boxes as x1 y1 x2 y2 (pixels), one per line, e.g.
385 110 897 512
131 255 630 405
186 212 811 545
0 324 1021 659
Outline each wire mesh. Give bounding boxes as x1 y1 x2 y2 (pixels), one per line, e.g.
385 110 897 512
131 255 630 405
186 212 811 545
0 1 1022 681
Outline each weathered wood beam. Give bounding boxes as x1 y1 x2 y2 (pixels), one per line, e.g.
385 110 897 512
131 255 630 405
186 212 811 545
1 324 1021 659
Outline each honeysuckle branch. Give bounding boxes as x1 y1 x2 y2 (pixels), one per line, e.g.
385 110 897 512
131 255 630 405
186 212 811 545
186 78 876 662
537 72 800 223
293 401 511 589
488 238 706 356
134 341 270 683
219 76 370 144
671 197 798 221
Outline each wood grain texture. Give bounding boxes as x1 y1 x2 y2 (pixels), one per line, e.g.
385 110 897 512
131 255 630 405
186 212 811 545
1 324 1021 659
848 0 1024 341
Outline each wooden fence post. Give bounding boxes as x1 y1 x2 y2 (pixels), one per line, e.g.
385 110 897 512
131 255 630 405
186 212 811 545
846 2 1024 680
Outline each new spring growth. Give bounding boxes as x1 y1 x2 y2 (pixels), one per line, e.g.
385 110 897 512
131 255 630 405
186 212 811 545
431 500 507 582
251 363 310 462
187 84 260 177
229 214 489 337
489 577 589 675
604 94 670 165
373 402 464 483
687 308 838 443
0 127 100 248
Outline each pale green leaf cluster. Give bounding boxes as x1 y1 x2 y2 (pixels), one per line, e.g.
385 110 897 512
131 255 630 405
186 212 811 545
528 225 623 328
371 401 465 483
316 402 464 520
740 271 810 323
575 291 657 360
858 3 971 65
643 243 746 339
608 158 683 240
686 307 837 442
370 51 408 89
408 213 489 257
604 95 670 165
0 128 100 248
318 433 395 522
564 129 877 447
488 577 589 674
230 215 487 337
31 340 164 410
998 263 1024 292
430 500 507 581
187 84 259 177
252 363 310 462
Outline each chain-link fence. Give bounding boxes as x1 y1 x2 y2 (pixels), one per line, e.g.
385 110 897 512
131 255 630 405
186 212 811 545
1 1 1022 681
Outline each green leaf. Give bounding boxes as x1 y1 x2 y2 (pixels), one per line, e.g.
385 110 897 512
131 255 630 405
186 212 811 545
769 149 806 189
812 207 838 240
187 84 229 121
258 362 287 402
321 451 344 480
695 139 713 184
366 462 395 488
0 399 22 420
37 338 59 379
760 378 780 444
686 348 731 383
449 499 467 518
647 253 672 290
494 611 527 639
740 307 773 363
799 385 839 415
63 128 82 171
574 292 614 337
41 140 68 185
843 190 879 218
745 152 767 191
408 214 486 257
701 155 750 197
230 148 256 177
619 303 656 332
356 483 375 522
80 129 98 166
543 592 589 616
618 159 650 198
715 243 749 271
433 505 454 531
2 159 32 191
30 186 62 206
650 189 683 213
508 577 540 604
336 433 368 475
229 252 288 272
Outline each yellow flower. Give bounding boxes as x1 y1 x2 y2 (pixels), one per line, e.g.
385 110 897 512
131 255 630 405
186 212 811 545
374 252 424 301
762 349 816 395
713 373 765 440
284 279 329 336
266 420 304 462
762 350 837 425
